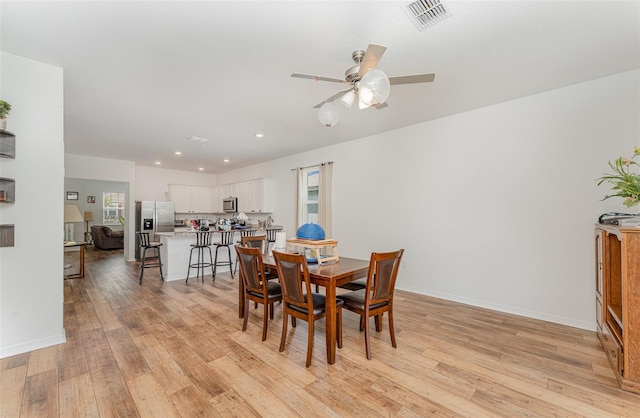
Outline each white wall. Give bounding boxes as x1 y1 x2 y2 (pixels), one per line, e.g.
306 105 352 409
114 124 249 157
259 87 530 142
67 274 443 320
0 52 65 358
218 69 640 330
135 165 216 202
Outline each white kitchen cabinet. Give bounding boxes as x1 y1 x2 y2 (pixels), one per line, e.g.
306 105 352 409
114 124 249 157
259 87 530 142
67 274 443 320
169 184 212 213
169 185 192 213
236 182 248 212
191 186 212 213
224 183 237 200
210 186 221 213
244 178 272 213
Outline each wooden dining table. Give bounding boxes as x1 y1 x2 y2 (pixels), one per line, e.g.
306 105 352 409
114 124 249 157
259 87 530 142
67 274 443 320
238 254 369 365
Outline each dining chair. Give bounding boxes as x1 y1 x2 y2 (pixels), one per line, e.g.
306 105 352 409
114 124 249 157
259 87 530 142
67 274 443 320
272 250 344 367
236 246 282 341
337 249 404 360
234 229 257 274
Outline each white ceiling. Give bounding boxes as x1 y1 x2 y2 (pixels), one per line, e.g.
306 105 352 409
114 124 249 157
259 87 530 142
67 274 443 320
1 1 639 173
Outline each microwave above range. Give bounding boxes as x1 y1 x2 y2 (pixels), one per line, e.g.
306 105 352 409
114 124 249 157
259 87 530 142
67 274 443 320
223 196 237 213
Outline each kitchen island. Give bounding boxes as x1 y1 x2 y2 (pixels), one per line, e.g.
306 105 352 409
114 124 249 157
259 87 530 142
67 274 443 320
157 228 271 281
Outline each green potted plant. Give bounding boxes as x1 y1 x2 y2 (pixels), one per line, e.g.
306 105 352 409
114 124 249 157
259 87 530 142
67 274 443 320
597 147 640 207
0 100 11 130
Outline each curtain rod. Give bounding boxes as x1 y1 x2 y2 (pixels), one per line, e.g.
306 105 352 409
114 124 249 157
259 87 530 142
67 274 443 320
291 161 333 171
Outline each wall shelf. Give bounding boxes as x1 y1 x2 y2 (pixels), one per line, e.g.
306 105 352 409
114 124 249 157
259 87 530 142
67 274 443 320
0 177 15 203
0 225 15 247
0 129 16 159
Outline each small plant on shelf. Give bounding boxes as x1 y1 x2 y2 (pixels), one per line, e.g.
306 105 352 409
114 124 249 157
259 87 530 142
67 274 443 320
597 147 640 207
0 100 11 130
0 100 11 119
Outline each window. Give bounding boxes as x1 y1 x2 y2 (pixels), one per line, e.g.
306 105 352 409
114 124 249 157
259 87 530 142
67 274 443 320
103 192 125 225
301 167 319 224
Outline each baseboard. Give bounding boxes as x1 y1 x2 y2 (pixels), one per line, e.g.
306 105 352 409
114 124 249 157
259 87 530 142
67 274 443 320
0 329 66 359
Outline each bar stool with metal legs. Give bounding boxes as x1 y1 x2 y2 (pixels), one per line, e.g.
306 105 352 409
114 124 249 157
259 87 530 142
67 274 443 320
186 231 215 283
213 230 235 279
234 229 256 274
265 227 282 254
137 231 164 285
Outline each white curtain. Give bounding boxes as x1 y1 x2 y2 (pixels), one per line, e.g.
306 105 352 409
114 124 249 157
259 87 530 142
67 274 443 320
318 162 333 238
295 167 303 229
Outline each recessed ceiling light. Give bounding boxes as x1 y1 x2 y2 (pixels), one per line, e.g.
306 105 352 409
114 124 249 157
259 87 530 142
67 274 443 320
174 151 182 155
154 161 161 165
198 167 204 171
223 159 229 163
255 133 264 138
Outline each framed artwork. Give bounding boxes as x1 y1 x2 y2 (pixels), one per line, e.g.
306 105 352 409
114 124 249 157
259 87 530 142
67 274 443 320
87 195 96 204
66 191 78 200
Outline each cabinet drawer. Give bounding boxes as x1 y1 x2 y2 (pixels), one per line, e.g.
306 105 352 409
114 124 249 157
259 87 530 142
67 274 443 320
601 324 623 375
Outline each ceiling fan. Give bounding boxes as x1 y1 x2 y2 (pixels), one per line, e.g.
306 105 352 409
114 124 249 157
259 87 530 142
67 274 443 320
291 43 435 112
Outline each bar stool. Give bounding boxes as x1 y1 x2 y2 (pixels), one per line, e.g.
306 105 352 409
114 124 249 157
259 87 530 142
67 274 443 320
265 227 282 254
213 230 235 279
137 232 164 285
186 231 215 283
234 229 257 274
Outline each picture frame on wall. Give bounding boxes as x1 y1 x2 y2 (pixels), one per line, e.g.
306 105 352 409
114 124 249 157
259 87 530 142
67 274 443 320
66 191 78 201
87 195 95 204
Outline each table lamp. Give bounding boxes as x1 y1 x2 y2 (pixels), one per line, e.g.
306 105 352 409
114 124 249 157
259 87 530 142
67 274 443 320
64 204 84 243
84 211 93 234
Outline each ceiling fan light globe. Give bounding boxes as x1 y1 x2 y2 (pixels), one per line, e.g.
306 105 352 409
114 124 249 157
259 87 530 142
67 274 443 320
359 69 390 106
318 102 340 127
340 90 356 108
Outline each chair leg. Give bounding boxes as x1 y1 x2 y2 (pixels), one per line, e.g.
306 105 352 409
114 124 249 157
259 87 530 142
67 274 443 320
359 315 364 332
337 307 343 349
292 317 297 327
279 312 288 352
375 314 382 332
186 247 194 283
157 247 164 281
364 313 372 360
262 302 269 341
388 309 397 348
207 246 215 279
213 245 219 278
306 319 314 368
269 303 275 319
242 296 250 332
226 245 234 279
139 248 146 285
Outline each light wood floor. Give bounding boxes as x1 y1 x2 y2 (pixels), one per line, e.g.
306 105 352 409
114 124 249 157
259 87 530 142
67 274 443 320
2 248 639 417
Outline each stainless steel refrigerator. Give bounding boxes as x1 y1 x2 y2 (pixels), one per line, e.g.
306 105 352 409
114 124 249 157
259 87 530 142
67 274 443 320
135 201 175 260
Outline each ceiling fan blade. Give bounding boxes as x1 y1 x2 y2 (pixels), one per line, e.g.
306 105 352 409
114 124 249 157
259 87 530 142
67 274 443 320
312 88 355 109
389 73 436 85
359 44 387 74
291 73 346 84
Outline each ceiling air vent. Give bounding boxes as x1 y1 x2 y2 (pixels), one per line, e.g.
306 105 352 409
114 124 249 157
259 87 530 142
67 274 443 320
187 136 209 144
404 0 452 32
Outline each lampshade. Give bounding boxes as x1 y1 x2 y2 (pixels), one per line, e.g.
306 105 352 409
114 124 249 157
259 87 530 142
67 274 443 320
84 211 94 222
340 90 356 108
64 205 84 223
318 101 340 127
359 69 391 107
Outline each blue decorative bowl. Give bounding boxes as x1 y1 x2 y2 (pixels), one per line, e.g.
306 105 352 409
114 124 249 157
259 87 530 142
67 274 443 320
296 223 325 240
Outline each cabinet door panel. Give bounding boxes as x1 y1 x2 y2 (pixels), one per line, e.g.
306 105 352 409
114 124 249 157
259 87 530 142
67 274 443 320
169 185 192 213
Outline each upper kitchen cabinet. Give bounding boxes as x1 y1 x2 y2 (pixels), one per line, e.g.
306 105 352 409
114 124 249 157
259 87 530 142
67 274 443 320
169 184 212 213
224 183 237 200
210 186 221 213
236 178 273 213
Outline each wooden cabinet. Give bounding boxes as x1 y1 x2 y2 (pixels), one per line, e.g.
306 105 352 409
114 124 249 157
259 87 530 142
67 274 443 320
169 185 212 213
595 225 640 393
